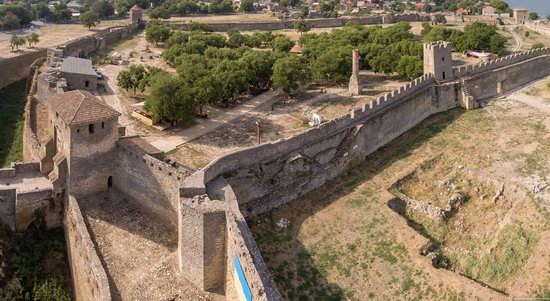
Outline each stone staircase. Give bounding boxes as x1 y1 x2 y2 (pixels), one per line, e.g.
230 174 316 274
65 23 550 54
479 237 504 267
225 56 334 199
330 125 361 165
460 78 476 109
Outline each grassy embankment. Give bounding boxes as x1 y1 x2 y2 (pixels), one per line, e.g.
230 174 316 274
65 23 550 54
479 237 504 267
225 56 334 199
0 80 26 167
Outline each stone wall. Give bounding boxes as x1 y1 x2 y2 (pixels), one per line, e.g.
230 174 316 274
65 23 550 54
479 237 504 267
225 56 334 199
64 195 111 301
177 47 550 300
166 13 420 32
114 137 190 229
0 49 47 90
22 58 55 175
0 188 16 231
453 48 550 100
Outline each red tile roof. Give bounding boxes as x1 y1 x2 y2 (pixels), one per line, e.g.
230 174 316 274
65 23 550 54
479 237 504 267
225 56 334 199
48 90 121 126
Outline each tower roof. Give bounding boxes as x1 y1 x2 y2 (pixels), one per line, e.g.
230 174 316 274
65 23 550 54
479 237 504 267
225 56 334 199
130 4 141 11
48 90 121 126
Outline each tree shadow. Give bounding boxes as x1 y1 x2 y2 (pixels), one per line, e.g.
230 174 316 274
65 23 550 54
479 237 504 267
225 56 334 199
246 108 465 299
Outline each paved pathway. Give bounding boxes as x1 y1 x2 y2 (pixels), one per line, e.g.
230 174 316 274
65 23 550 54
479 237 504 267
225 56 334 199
144 90 281 152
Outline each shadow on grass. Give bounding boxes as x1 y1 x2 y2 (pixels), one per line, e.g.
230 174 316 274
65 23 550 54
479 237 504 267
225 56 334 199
247 108 464 300
0 80 27 167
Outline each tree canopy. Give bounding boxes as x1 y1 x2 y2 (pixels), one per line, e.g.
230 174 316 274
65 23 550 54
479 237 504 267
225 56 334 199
80 11 100 30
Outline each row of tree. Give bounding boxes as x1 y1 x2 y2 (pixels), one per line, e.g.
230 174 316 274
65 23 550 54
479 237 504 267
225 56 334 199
299 22 425 81
422 21 507 55
9 32 40 51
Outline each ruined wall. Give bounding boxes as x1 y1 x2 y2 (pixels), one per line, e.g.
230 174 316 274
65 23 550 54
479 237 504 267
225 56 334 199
0 188 16 231
167 14 420 31
64 195 111 301
0 49 47 90
114 138 189 229
22 58 54 174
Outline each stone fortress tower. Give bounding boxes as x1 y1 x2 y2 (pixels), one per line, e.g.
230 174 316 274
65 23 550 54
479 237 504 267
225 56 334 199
349 49 361 95
423 41 453 81
130 4 142 25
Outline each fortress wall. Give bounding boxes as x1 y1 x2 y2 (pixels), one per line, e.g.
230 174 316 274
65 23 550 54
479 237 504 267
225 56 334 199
0 49 47 90
197 75 436 191
169 14 419 32
23 58 50 170
114 142 188 229
453 48 550 78
466 53 550 100
178 74 455 298
206 177 282 300
181 74 451 216
64 195 111 301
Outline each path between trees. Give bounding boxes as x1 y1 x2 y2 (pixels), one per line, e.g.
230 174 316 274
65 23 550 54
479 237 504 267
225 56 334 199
145 89 281 152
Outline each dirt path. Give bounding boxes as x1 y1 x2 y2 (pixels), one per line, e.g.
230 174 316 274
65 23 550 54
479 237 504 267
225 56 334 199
510 26 523 53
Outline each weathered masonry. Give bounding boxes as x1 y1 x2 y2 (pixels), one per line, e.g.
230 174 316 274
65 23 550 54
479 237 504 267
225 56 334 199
179 42 550 300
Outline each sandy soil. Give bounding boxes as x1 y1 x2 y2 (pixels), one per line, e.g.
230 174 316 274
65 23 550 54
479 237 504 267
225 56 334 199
248 78 550 300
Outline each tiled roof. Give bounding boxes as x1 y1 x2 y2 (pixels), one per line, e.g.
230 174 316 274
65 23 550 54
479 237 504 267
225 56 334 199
48 90 121 126
60 57 97 76
130 4 141 10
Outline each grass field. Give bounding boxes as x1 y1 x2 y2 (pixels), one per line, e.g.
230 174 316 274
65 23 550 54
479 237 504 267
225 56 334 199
0 80 27 167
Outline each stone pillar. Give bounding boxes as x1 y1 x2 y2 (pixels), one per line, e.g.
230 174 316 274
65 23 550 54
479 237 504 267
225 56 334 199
178 195 227 292
349 49 361 95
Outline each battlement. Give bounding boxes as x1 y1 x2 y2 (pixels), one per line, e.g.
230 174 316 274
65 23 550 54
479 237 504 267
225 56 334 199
351 74 435 120
454 47 550 78
424 41 452 51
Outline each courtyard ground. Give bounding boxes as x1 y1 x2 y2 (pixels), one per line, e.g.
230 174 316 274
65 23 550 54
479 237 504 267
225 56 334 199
79 189 220 301
248 79 550 300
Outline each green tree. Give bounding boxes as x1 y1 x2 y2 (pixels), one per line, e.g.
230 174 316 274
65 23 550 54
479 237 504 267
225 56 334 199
26 32 40 48
272 55 309 97
117 65 148 94
211 60 251 102
490 0 509 12
294 18 310 35
240 0 254 12
9 34 25 51
80 11 100 30
396 55 423 80
270 35 295 52
529 12 539 20
145 25 171 45
52 3 72 22
149 6 171 19
1 12 20 29
32 2 51 19
226 29 247 48
189 22 213 33
194 75 222 115
145 74 195 124
310 46 352 83
91 0 115 18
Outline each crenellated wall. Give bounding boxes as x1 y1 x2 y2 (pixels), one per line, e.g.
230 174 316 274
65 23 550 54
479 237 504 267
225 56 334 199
453 48 550 101
178 46 550 299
